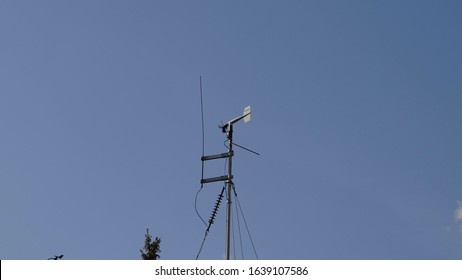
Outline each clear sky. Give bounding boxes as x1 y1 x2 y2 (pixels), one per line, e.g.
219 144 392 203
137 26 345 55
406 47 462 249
1 0 461 260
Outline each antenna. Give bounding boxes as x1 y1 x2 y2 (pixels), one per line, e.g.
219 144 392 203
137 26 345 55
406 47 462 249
200 105 253 260
200 76 205 160
195 76 207 227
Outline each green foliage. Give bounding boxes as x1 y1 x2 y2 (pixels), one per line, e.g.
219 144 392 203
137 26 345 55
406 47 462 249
140 228 161 260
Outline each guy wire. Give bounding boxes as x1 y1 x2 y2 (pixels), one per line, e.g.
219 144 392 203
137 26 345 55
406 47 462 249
232 184 259 260
231 192 236 260
234 187 244 259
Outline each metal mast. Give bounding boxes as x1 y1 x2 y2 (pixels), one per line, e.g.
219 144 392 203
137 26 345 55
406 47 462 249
225 124 233 260
200 106 251 260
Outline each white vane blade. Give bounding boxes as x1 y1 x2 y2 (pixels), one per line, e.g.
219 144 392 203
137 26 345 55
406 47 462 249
243 106 251 123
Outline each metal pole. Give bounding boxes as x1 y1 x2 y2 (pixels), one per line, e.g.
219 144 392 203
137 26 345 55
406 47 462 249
225 125 233 260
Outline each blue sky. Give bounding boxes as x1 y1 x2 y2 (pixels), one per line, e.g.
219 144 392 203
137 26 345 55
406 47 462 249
1 0 461 260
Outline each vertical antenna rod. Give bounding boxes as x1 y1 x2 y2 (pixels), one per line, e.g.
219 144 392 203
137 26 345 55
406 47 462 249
200 76 205 185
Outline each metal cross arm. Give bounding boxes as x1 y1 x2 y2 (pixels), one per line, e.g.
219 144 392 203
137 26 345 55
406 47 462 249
201 151 234 161
201 175 233 184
